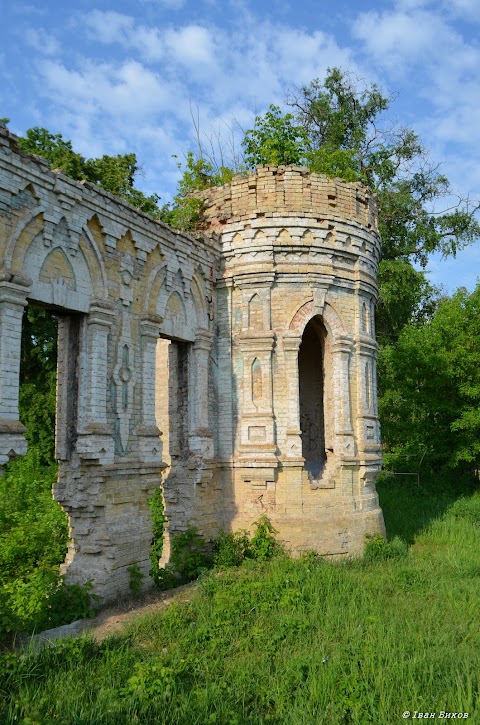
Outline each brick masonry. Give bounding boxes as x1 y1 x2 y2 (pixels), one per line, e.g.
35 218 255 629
0 132 384 602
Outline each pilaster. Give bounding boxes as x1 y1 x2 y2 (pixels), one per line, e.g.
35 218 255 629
138 313 163 463
0 273 30 464
73 299 115 464
282 331 304 464
332 335 355 460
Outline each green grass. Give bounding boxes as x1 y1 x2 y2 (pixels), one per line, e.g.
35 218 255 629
1 480 479 724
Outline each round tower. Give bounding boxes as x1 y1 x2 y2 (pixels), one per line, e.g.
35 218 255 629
200 165 385 555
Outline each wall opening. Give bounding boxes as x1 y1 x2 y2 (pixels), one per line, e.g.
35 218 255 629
20 305 59 468
0 304 76 634
155 337 190 465
298 317 328 479
154 335 191 566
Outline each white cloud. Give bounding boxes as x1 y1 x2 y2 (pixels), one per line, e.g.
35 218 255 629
30 10 365 197
84 10 165 62
352 8 454 73
352 4 480 172
84 10 135 45
78 11 357 120
163 25 216 67
442 0 480 22
24 28 61 56
39 58 174 119
140 0 186 7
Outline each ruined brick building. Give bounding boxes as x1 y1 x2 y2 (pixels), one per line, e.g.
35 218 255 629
0 128 384 601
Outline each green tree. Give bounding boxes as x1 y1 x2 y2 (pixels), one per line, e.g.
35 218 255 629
380 284 480 476
159 151 234 231
17 127 161 217
243 69 480 267
19 307 58 466
376 259 440 345
242 105 308 168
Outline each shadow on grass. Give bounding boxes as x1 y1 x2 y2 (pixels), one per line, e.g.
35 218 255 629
377 470 478 544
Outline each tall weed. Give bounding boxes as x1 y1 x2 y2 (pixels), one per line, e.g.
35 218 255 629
0 450 97 639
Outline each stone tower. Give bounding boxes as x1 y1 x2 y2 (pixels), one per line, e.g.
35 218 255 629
199 166 385 555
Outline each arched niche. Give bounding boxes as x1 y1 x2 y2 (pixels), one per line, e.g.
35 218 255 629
253 230 267 243
24 238 93 312
7 215 107 312
298 316 333 478
301 229 315 246
284 297 348 470
277 228 292 245
248 293 263 330
162 291 191 341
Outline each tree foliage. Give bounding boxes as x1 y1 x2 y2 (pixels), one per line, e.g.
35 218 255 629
380 284 480 475
159 151 234 231
376 259 440 345
243 68 480 269
17 127 161 217
242 105 307 168
19 307 58 466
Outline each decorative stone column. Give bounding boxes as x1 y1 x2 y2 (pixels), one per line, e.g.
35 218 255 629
332 335 355 459
75 299 116 464
0 273 30 464
138 313 163 463
282 332 303 462
354 336 382 508
355 337 381 453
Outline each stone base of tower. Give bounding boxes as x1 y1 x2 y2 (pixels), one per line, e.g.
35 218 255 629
223 463 386 558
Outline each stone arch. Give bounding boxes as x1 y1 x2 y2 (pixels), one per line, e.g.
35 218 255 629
298 317 329 477
5 206 45 269
7 213 108 310
288 298 345 341
80 225 108 297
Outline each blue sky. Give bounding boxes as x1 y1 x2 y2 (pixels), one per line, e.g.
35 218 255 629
1 0 479 292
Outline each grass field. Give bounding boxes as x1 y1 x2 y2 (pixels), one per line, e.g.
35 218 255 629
1 476 479 724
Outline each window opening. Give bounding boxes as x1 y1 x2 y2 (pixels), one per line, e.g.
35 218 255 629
298 317 328 479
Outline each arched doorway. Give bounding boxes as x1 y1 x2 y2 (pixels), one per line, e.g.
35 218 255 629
298 316 330 479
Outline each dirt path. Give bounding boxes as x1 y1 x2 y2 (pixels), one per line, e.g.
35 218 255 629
21 583 198 649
